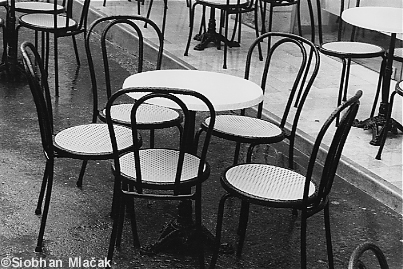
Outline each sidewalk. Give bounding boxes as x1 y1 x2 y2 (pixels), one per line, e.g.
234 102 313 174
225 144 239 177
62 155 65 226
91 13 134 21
89 0 402 213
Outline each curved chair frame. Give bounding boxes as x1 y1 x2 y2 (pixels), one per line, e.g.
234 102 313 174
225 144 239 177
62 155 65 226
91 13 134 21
105 86 216 268
209 90 362 269
85 15 183 168
20 41 137 253
348 241 389 269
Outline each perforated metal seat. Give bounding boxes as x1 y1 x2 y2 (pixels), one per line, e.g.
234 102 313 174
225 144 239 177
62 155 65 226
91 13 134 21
209 91 363 269
224 164 315 201
21 42 138 253
100 103 181 128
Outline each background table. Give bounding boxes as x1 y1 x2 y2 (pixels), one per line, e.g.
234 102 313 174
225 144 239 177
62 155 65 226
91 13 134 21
123 69 263 254
342 6 403 145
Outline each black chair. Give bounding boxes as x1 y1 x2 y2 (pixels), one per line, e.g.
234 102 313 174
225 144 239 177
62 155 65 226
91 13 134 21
85 15 183 154
18 0 91 96
348 242 389 269
196 32 320 169
376 80 403 160
105 86 216 268
185 0 260 69
20 41 137 252
313 0 384 125
209 90 363 269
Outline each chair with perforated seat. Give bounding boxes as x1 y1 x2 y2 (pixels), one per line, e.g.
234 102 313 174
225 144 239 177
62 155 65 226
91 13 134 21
20 41 138 253
312 0 385 125
209 90 363 269
85 15 183 153
105 86 216 268
18 0 91 96
348 241 389 269
196 32 320 168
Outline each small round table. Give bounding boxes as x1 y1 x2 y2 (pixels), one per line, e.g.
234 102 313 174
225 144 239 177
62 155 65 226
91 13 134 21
123 69 263 254
342 7 403 145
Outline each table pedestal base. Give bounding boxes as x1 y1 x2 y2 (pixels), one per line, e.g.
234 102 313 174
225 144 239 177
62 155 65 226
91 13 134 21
353 115 403 146
193 31 240 51
140 200 234 256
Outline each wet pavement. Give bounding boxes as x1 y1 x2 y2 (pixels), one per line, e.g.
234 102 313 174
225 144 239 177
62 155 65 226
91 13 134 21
0 9 403 269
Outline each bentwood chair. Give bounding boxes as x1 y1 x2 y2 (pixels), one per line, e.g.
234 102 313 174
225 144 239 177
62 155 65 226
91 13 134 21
312 0 384 125
106 87 216 268
85 15 183 152
18 0 91 96
20 41 137 253
209 90 362 269
185 0 261 69
196 32 320 168
348 242 389 269
376 80 403 160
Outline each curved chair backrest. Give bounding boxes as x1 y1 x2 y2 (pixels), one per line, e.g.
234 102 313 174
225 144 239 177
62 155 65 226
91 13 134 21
85 15 164 123
348 242 389 269
20 41 54 159
245 32 320 168
303 90 362 211
105 87 216 193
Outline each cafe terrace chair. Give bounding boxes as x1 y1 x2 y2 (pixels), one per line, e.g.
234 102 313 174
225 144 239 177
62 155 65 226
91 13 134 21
313 0 384 125
18 0 91 96
196 32 320 168
105 86 216 268
209 90 363 269
348 241 389 269
85 15 183 153
20 41 136 253
185 0 261 69
375 80 403 160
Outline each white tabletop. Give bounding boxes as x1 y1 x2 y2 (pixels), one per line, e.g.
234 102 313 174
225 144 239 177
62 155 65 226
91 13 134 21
122 69 263 112
342 7 403 34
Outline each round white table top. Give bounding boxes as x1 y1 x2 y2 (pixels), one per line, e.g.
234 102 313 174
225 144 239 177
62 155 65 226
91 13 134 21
342 7 403 34
122 69 263 112
15 2 65 13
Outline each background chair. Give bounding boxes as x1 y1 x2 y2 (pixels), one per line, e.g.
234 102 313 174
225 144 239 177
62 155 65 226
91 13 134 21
376 79 403 160
196 32 320 169
85 15 183 153
312 0 385 125
105 86 216 268
185 0 260 69
348 241 389 269
209 90 362 269
20 41 136 252
18 0 91 96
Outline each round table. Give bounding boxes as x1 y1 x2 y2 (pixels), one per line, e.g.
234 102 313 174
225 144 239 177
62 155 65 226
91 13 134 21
122 69 263 254
123 69 263 112
342 7 403 145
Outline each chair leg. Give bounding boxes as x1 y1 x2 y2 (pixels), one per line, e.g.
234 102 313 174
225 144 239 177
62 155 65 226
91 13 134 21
76 159 88 187
343 58 352 102
35 160 54 253
371 56 386 118
71 35 80 65
54 34 59 96
324 202 334 269
300 209 308 269
126 196 140 248
107 194 125 267
209 193 231 269
115 195 126 249
195 186 205 268
236 200 249 257
223 10 229 69
336 58 348 126
184 3 196 56
376 91 396 160
35 161 51 215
